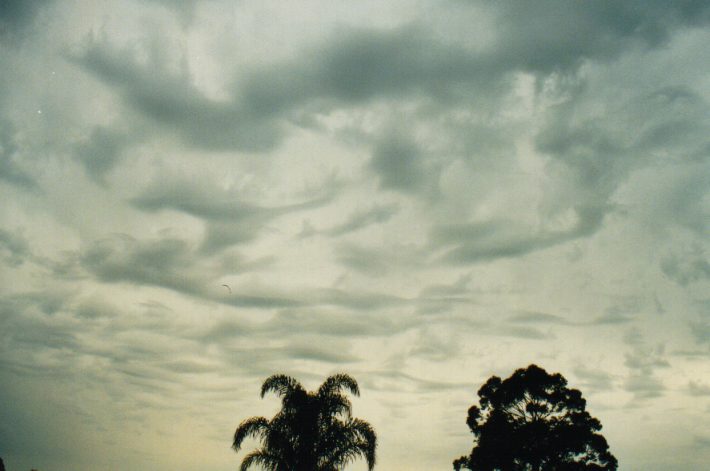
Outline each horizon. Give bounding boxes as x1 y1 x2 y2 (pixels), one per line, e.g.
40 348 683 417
1 1 709 470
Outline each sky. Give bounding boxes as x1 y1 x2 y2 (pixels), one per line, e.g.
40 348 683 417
0 1 709 470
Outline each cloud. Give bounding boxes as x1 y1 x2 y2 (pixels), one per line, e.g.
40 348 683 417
490 0 710 74
0 228 30 266
0 0 53 42
322 203 399 237
131 176 333 252
370 130 434 194
573 366 615 393
688 381 710 397
507 311 575 326
622 332 670 399
80 234 207 293
0 119 36 189
335 241 429 276
73 126 132 183
431 204 606 264
661 247 710 286
73 33 282 152
77 234 305 309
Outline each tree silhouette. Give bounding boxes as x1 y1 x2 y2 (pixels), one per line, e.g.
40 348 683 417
454 364 617 471
233 373 377 471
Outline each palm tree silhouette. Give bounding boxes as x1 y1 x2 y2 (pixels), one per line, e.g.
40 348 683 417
233 373 377 471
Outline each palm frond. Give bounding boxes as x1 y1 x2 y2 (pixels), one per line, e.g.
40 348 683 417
240 449 282 471
317 373 360 397
233 416 270 451
261 374 304 399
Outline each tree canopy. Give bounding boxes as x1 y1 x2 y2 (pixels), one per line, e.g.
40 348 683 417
233 373 377 471
454 364 617 471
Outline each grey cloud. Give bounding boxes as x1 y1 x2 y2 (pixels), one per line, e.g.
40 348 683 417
661 248 710 286
264 308 417 338
572 366 615 393
416 274 476 314
0 119 36 189
491 0 710 74
418 273 471 299
622 335 669 399
370 131 430 193
431 204 606 264
623 373 665 399
492 325 553 340
73 35 281 152
79 234 302 309
132 177 332 252
590 312 635 325
80 235 301 308
688 381 710 397
0 228 30 266
323 203 399 237
361 369 470 394
73 126 132 183
536 86 710 236
508 311 575 326
0 0 53 42
281 343 360 364
77 234 406 311
80 234 206 294
690 318 710 345
238 25 484 114
240 1 710 118
70 2 710 160
335 241 429 276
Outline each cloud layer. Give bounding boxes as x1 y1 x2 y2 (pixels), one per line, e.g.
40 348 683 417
1 2 709 471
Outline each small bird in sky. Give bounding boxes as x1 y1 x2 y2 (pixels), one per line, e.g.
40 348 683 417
222 284 232 294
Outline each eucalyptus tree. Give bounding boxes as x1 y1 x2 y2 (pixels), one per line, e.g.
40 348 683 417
233 373 377 471
454 364 617 471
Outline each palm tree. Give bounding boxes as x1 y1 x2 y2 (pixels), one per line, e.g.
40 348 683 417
233 373 377 471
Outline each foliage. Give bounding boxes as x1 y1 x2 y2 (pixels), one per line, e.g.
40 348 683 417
454 364 617 471
233 373 377 471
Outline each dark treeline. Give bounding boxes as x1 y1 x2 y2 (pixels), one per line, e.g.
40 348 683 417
234 364 617 471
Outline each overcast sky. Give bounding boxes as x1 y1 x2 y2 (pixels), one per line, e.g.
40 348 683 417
1 1 709 470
